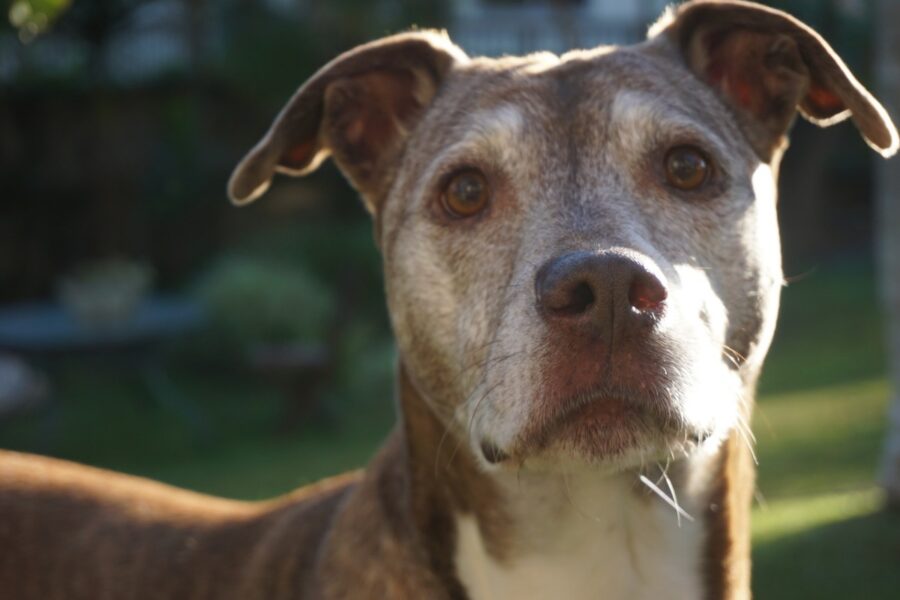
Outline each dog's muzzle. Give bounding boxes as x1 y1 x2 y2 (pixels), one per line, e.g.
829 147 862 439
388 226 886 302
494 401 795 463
534 249 668 340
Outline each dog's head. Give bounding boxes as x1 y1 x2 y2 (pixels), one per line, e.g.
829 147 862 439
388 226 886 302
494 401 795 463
229 1 896 473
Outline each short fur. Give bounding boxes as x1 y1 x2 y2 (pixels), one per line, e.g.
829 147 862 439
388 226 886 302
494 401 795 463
2 2 896 599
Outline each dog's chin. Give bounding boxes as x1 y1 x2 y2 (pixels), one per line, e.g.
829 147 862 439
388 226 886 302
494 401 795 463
483 395 709 472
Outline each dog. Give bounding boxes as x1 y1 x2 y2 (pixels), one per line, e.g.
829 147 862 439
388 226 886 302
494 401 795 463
1 1 897 598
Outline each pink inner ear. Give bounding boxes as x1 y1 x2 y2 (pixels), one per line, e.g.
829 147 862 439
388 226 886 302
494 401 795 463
704 30 770 116
706 57 766 115
280 139 317 170
701 28 812 124
806 83 845 116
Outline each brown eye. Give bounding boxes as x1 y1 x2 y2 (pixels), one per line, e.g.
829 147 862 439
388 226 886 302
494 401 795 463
664 146 711 191
443 169 490 218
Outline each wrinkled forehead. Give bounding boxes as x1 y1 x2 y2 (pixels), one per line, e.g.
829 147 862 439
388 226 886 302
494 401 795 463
410 44 744 168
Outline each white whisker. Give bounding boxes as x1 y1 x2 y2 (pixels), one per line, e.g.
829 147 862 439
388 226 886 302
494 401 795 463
735 417 758 466
659 467 684 528
736 413 757 443
753 488 768 510
639 473 695 525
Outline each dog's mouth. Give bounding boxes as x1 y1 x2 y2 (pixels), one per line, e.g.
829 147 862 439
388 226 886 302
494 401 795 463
533 394 640 444
483 388 689 466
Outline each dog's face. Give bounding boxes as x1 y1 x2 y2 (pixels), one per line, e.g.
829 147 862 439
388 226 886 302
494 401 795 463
229 1 897 473
383 47 780 471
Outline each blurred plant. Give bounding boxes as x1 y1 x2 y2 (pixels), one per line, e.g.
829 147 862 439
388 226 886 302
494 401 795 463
196 257 334 348
8 0 71 42
58 258 154 329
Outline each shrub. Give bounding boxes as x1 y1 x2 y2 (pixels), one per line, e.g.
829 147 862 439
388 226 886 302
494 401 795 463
197 257 334 348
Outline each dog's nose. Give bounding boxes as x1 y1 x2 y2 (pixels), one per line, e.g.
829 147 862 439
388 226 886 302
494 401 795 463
535 251 667 332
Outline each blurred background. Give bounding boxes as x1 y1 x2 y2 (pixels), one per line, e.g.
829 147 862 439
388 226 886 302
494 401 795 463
0 0 898 597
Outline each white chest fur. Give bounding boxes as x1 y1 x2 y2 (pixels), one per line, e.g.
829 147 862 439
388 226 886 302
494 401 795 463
454 467 707 600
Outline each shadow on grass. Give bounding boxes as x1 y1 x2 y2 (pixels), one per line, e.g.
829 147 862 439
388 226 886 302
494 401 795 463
754 379 888 500
760 261 885 396
754 508 900 600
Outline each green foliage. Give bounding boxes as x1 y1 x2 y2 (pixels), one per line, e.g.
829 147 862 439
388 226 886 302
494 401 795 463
7 0 70 41
212 1 449 109
196 256 335 347
214 8 320 108
228 218 391 333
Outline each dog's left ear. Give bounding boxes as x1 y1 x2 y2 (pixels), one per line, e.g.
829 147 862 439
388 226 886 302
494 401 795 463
652 0 898 160
228 31 467 211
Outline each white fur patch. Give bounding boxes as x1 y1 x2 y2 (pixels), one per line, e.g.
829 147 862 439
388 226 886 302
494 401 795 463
610 90 730 159
458 104 526 166
455 469 705 600
421 104 525 183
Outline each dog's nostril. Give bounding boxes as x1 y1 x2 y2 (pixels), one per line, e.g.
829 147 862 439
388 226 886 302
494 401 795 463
555 281 594 315
536 265 597 317
628 272 667 313
480 440 508 464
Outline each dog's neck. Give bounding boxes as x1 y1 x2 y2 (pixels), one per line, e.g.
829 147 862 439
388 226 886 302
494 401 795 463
396 365 733 600
454 469 708 600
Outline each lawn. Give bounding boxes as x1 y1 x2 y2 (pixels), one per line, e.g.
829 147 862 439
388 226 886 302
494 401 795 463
750 262 900 599
1 260 897 597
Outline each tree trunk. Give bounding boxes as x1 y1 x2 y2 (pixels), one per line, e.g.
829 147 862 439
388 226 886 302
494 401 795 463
876 0 900 508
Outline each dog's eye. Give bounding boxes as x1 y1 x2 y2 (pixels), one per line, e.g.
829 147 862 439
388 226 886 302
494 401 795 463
443 169 490 218
664 146 710 191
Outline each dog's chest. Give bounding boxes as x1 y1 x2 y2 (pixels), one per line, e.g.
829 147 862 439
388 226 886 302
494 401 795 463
454 474 704 600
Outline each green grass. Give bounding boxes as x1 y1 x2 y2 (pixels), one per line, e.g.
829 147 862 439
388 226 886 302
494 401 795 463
1 260 896 597
753 489 900 599
754 379 888 499
751 380 899 599
749 261 897 599
0 362 396 499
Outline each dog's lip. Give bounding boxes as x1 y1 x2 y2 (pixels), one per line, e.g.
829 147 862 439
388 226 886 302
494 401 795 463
538 393 640 441
505 387 670 460
516 393 639 448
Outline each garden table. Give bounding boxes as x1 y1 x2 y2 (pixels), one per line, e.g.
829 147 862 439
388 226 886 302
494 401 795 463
0 295 209 439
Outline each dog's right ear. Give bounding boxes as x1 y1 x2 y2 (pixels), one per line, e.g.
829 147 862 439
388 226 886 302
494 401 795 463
228 31 467 212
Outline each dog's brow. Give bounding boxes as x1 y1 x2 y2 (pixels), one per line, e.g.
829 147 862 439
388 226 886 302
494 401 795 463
466 104 525 147
420 104 525 180
610 90 729 156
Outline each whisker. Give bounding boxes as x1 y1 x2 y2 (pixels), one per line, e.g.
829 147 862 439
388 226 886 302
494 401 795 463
454 348 523 389
452 342 506 383
638 473 695 524
722 344 747 362
753 487 768 510
736 413 757 443
434 421 454 476
721 344 746 369
658 464 685 528
734 415 758 466
445 380 504 467
466 380 505 440
563 472 603 523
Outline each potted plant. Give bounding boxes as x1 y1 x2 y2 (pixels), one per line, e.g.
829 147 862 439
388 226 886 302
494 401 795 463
58 259 154 330
197 257 335 428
